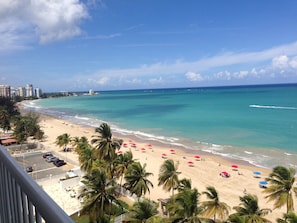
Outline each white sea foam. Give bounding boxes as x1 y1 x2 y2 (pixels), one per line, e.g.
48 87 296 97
74 115 90 120
249 104 297 110
284 152 292 156
244 151 253 154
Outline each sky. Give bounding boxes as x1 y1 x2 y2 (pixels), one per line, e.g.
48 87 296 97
1 0 297 92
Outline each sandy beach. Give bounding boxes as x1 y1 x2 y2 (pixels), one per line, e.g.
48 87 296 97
32 110 293 221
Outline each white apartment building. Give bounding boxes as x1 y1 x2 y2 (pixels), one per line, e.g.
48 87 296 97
0 85 11 97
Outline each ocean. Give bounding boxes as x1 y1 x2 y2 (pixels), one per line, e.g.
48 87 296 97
23 84 297 169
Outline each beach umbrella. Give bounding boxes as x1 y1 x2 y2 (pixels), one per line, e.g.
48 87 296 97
123 143 128 147
117 151 123 155
187 161 194 166
259 181 268 188
194 155 201 160
147 144 152 147
162 153 167 158
141 148 146 152
231 164 238 170
220 171 230 177
170 149 175 154
253 171 261 178
131 143 137 148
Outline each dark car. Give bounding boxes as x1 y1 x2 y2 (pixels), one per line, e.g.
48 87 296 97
54 159 66 167
26 166 33 172
45 156 59 163
42 152 53 159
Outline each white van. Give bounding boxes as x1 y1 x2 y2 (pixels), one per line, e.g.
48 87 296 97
66 167 82 178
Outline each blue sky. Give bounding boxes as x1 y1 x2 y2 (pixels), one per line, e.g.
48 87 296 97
1 0 297 92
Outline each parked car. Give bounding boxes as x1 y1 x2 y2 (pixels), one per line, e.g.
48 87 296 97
42 152 53 159
26 166 33 172
54 159 66 167
45 156 59 163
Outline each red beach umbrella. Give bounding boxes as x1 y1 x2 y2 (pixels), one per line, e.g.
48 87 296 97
123 143 127 147
147 144 152 147
194 155 201 160
162 153 167 158
170 149 175 154
141 148 146 152
187 161 194 166
131 143 137 148
231 164 238 170
117 151 123 154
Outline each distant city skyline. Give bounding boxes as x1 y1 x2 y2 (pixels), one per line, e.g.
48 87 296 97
1 1 297 92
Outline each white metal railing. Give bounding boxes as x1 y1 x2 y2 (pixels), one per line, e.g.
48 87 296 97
0 146 74 223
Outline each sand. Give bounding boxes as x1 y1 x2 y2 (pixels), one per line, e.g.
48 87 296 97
30 110 293 221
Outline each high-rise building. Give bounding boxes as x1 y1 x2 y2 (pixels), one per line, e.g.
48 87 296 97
25 84 34 97
0 85 11 97
18 87 26 97
35 88 42 98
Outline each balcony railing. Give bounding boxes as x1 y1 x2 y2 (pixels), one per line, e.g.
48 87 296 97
0 145 74 223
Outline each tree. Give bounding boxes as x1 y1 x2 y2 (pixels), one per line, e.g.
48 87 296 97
229 194 271 223
264 166 297 213
0 109 11 132
200 186 230 222
78 144 95 174
71 136 89 153
12 113 43 143
126 198 159 223
78 169 121 222
158 159 181 196
177 178 192 192
91 123 122 161
123 162 153 199
114 151 135 191
55 133 71 151
167 187 201 223
277 212 297 223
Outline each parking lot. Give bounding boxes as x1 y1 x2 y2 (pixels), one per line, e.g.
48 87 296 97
14 151 74 181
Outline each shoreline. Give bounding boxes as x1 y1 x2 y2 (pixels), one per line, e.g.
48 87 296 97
22 99 297 170
20 103 292 220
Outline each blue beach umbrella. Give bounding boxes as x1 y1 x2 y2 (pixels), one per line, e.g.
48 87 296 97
253 171 261 177
259 181 268 188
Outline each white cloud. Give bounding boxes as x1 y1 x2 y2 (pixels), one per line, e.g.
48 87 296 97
272 55 289 68
149 77 163 84
96 77 109 85
185 71 204 81
0 0 89 50
289 56 297 69
235 70 249 79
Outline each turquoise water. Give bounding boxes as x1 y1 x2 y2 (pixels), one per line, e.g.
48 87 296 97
25 84 297 169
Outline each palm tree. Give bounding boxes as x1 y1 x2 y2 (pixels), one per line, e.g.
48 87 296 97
78 169 121 222
0 109 11 132
78 144 95 174
55 133 71 151
91 123 122 161
12 116 30 144
158 159 181 196
229 194 271 223
71 136 89 153
177 178 192 192
167 187 201 223
200 186 230 222
123 162 153 199
277 212 297 223
114 151 135 191
264 166 297 213
125 198 159 222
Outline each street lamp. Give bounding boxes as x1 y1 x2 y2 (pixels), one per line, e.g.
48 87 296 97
33 164 37 181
